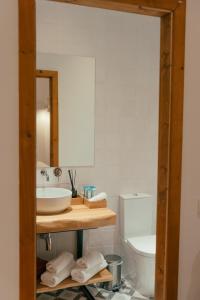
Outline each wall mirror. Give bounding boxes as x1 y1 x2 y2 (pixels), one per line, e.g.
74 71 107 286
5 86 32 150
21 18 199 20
36 54 95 167
19 0 186 300
35 2 160 299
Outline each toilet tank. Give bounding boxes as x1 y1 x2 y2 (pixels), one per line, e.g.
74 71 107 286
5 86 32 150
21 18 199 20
120 193 153 240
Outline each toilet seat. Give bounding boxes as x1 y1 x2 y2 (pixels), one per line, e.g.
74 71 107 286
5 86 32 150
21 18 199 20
127 235 156 258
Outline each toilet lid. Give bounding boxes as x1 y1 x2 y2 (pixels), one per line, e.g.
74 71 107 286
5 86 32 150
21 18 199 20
127 235 156 257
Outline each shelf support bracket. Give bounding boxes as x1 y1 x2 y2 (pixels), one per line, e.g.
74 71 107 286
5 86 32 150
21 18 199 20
76 229 96 300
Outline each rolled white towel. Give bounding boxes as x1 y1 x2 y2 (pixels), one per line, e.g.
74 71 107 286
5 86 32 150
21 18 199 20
46 252 74 274
88 192 107 202
41 261 75 288
76 251 105 269
71 260 107 283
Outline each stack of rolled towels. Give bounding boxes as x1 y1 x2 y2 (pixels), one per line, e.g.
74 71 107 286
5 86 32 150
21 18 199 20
41 252 75 288
40 251 107 287
71 251 107 283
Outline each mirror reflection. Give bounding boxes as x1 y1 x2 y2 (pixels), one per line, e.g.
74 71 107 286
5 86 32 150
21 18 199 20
36 54 95 167
36 1 160 298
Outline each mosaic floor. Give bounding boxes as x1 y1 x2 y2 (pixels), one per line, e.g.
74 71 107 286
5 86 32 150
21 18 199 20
37 279 153 300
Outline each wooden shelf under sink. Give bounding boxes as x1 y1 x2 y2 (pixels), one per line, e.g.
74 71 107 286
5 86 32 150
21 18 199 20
36 197 115 295
37 268 112 294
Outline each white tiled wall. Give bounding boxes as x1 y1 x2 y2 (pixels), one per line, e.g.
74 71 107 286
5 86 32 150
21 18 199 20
36 0 160 263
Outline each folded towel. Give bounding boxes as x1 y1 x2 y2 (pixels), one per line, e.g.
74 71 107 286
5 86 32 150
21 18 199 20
41 261 75 288
76 251 105 269
88 192 107 202
71 260 107 283
46 252 74 274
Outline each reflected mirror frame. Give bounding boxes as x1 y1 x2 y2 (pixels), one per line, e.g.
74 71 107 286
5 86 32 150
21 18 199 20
36 69 59 167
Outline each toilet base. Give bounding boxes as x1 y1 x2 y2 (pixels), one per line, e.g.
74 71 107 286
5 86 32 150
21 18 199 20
120 238 155 298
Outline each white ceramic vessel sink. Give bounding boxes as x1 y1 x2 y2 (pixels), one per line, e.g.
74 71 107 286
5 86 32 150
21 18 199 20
37 187 72 214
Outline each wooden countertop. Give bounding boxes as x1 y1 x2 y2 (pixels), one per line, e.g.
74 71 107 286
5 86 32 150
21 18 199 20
36 204 116 233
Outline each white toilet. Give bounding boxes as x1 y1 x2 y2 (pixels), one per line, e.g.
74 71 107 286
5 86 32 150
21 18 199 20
120 193 156 298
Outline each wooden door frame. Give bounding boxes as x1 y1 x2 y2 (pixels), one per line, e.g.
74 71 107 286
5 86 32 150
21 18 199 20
36 69 59 166
19 1 186 300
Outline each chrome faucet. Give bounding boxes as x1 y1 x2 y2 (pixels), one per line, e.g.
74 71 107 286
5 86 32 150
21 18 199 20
40 169 49 182
39 233 52 251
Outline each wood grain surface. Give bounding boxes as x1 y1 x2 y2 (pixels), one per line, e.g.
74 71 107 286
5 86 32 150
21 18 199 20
37 268 112 293
37 204 116 233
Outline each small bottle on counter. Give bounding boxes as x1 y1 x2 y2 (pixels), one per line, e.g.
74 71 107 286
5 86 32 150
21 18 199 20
83 185 96 199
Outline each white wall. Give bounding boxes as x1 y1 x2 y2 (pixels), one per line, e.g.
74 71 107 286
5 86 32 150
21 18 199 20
0 0 19 299
36 1 160 263
178 1 200 299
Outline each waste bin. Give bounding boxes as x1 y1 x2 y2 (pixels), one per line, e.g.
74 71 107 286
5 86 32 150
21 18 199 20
104 254 123 291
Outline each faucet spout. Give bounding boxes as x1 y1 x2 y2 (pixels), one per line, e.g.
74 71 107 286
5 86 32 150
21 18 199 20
39 233 52 251
40 169 50 182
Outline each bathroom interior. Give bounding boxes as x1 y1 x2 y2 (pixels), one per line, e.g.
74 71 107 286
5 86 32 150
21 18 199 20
36 0 160 299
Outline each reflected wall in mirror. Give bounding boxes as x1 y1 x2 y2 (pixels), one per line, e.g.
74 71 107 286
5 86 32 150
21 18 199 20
36 1 160 296
36 54 95 167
